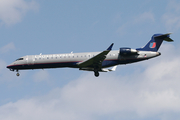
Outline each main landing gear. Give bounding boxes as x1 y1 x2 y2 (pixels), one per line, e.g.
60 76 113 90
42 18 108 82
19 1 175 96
94 69 99 77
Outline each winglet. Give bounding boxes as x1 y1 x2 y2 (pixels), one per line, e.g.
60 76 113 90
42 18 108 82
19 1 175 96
107 43 114 51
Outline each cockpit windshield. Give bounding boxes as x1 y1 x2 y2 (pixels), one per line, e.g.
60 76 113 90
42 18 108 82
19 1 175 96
16 58 24 61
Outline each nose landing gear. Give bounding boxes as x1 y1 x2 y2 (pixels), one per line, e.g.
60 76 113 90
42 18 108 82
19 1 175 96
16 70 20 76
16 73 20 76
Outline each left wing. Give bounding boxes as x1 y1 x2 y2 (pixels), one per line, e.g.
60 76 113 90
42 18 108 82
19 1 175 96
77 43 114 68
80 65 117 72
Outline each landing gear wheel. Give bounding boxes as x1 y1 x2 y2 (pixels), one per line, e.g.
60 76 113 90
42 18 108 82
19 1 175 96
16 73 20 76
94 72 99 77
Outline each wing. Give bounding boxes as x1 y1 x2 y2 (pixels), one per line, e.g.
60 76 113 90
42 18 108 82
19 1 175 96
77 43 114 68
80 65 117 72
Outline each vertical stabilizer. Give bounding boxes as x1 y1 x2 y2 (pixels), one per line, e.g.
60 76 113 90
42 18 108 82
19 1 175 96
136 33 173 52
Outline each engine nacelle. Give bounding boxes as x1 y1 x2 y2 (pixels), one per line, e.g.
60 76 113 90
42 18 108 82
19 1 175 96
120 47 138 56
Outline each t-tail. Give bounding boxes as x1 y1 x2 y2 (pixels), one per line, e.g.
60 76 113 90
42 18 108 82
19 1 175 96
136 33 174 52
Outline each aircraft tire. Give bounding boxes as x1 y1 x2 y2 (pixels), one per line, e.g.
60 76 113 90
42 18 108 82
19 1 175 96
94 72 99 77
16 73 20 76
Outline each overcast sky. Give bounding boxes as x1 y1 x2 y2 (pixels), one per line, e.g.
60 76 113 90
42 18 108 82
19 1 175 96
1 0 180 120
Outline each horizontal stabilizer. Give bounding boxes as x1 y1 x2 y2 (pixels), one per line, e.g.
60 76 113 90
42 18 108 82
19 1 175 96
164 37 174 42
154 33 174 42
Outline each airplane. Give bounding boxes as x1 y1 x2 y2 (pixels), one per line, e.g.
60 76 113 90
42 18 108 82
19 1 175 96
7 33 173 77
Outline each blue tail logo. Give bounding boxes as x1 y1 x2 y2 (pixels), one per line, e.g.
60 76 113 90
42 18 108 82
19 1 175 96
149 42 156 48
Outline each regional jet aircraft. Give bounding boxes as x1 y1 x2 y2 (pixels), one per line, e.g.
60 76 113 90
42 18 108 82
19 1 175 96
7 33 173 77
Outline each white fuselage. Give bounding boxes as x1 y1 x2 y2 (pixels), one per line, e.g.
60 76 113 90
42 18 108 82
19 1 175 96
7 50 160 71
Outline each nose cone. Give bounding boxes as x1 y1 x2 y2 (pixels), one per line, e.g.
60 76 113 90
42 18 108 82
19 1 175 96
7 65 9 68
7 65 11 69
6 63 13 69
